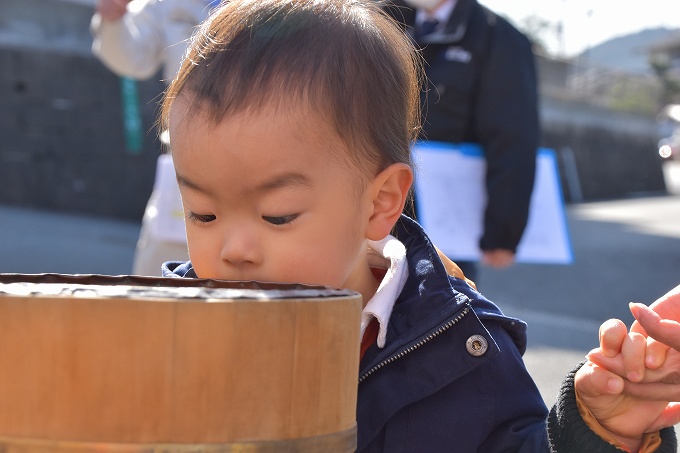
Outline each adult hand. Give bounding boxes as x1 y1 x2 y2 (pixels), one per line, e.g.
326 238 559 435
616 284 680 401
96 0 132 21
630 284 680 352
481 249 514 268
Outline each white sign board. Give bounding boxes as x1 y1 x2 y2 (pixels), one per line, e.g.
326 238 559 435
413 142 573 264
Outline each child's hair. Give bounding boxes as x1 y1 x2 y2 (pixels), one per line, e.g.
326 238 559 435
160 0 422 177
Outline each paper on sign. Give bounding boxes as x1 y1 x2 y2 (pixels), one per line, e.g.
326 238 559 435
413 142 572 264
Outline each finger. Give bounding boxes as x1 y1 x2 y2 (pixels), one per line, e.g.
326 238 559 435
599 319 627 358
648 284 680 316
587 348 626 378
575 361 624 398
651 402 680 431
630 302 661 330
499 252 514 267
632 285 680 332
97 0 129 20
498 256 513 268
630 302 674 368
623 381 680 401
622 332 647 382
644 337 670 370
629 304 647 337
481 252 493 266
630 318 645 336
631 302 680 351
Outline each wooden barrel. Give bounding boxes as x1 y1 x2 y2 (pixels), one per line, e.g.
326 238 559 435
0 274 362 452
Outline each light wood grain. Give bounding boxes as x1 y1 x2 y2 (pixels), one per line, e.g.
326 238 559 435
0 288 361 445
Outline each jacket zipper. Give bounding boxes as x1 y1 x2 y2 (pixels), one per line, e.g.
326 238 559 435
358 306 470 383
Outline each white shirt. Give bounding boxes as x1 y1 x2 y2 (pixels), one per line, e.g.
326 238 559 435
360 235 409 348
414 0 458 33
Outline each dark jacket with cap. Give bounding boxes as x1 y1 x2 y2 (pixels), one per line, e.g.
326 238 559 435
386 0 540 253
163 215 677 452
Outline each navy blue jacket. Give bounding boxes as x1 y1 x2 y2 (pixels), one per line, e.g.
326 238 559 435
163 216 677 452
385 0 539 253
356 216 548 451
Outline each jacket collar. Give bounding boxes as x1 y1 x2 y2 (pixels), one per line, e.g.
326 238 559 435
382 215 527 354
391 215 470 328
362 235 409 348
358 215 472 366
356 217 507 451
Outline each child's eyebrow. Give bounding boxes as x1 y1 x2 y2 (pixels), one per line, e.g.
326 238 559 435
175 172 311 195
255 173 311 193
176 173 211 195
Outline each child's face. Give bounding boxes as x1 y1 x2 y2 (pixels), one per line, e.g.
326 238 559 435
169 99 378 292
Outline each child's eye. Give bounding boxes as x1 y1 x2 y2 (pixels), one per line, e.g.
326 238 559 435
262 214 299 226
187 212 217 223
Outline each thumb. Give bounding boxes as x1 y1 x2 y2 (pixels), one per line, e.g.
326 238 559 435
576 362 624 398
649 402 680 432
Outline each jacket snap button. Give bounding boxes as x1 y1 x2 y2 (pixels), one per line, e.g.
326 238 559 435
466 334 488 357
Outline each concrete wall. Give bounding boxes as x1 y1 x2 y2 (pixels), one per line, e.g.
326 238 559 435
536 53 666 201
0 0 669 221
0 46 165 219
540 96 666 202
0 0 165 220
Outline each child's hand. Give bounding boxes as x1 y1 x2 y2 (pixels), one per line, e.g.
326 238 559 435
590 321 680 388
596 318 647 382
575 361 671 444
574 318 672 451
96 0 131 21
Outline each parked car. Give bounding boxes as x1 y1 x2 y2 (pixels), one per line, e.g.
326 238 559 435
658 104 680 161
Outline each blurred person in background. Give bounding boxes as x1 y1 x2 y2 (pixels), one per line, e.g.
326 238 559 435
90 0 219 275
385 0 540 282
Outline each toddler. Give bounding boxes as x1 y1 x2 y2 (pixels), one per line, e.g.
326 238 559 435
160 0 677 451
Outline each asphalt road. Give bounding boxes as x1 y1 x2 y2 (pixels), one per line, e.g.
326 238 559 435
480 194 680 405
2 194 680 408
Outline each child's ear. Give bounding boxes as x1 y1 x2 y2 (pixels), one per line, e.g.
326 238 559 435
366 163 413 241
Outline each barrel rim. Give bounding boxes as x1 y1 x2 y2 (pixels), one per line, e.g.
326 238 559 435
0 273 360 300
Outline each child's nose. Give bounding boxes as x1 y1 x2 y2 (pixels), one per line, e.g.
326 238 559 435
219 227 260 266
